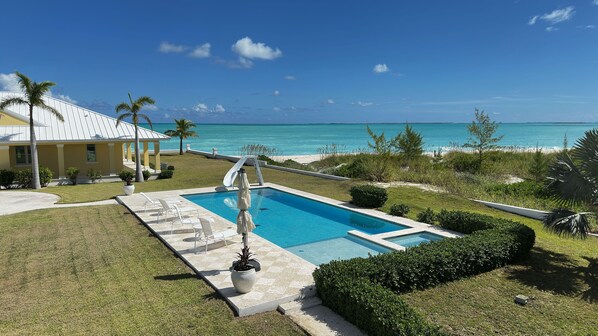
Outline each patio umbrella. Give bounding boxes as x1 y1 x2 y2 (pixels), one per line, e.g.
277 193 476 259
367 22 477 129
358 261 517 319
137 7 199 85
236 168 255 248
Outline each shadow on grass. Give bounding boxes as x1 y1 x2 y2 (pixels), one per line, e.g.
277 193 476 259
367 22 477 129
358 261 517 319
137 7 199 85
154 273 198 281
507 247 598 303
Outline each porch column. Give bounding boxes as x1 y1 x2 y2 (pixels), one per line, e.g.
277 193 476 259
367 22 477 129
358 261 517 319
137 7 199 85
154 141 161 172
0 146 9 170
126 142 132 161
108 143 115 175
56 144 65 178
143 142 149 169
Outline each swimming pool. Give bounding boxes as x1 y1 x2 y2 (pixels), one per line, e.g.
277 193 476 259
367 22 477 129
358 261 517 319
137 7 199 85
184 188 406 265
385 232 445 248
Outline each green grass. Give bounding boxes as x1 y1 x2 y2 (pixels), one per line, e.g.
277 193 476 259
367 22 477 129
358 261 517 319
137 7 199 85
0 205 305 335
13 153 598 334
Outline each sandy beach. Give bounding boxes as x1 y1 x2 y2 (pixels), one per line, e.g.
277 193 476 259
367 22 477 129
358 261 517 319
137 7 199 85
271 155 322 164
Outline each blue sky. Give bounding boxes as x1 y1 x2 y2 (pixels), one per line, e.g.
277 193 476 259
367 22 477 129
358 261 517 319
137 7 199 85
1 1 597 123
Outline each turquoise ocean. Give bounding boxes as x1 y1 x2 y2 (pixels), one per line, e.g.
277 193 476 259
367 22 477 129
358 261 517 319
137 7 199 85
145 123 598 156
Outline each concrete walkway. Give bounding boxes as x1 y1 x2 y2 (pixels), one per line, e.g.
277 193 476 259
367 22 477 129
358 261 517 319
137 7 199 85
0 191 117 216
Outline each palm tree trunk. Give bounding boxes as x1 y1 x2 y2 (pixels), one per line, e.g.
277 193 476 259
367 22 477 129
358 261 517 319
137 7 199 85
29 104 41 189
179 137 183 155
134 123 143 183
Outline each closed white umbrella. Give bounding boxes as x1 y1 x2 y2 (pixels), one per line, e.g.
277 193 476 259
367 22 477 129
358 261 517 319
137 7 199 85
236 168 255 248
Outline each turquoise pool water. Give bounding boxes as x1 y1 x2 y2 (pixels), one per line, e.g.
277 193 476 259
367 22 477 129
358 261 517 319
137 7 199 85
184 188 403 265
386 232 445 248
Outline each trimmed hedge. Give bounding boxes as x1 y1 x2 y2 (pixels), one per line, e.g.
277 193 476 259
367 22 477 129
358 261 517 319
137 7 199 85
350 185 388 208
389 203 410 217
416 207 436 224
0 169 15 188
158 169 174 179
313 210 535 335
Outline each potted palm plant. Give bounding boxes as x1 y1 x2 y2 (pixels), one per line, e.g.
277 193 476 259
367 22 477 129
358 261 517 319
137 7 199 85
119 170 135 195
230 246 257 293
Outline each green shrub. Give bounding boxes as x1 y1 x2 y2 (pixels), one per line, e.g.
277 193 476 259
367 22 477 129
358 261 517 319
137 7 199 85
142 170 151 181
167 165 175 171
0 169 15 189
87 168 102 183
118 170 134 183
350 185 388 208
39 167 53 187
313 211 535 334
445 152 481 173
66 167 80 185
158 169 174 179
416 207 436 224
389 204 410 217
486 181 550 199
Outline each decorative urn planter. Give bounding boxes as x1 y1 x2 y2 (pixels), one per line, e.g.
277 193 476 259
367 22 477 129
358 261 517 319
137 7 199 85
230 268 257 294
123 184 135 196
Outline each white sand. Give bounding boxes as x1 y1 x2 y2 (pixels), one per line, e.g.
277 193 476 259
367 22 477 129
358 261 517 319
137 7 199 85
271 155 322 164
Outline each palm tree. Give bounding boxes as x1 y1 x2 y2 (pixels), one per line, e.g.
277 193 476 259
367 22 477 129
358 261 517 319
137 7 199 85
544 128 598 238
115 94 155 183
164 119 198 155
0 72 64 189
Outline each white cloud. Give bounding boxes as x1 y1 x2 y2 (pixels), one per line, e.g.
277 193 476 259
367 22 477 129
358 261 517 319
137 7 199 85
56 94 77 104
354 101 373 107
214 104 225 113
232 37 282 60
273 90 280 96
189 43 211 58
193 103 209 112
142 104 158 111
273 107 281 112
581 24 596 29
546 26 559 32
373 64 390 73
237 57 254 69
0 73 22 92
593 0 598 5
529 6 575 25
159 41 187 53
284 75 296 80
163 113 171 119
327 99 335 104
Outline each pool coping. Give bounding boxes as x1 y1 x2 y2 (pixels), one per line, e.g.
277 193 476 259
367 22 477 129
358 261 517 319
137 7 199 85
117 182 463 319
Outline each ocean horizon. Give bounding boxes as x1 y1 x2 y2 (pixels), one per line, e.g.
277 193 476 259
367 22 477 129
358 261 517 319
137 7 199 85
142 122 598 156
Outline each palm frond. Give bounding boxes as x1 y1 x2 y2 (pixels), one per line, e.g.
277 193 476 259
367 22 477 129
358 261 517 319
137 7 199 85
543 209 592 239
39 102 65 122
138 114 153 129
0 97 28 109
546 152 594 207
115 103 132 113
571 128 598 191
15 72 32 92
115 113 132 127
164 130 178 136
135 96 155 106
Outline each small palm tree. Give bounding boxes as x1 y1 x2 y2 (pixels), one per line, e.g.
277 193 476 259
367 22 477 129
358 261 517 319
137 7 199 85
544 128 598 238
115 94 155 183
0 72 64 189
165 119 198 155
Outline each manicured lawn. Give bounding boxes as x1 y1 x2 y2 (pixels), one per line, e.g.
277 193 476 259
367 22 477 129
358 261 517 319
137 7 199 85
35 154 354 204
15 153 598 334
0 205 305 335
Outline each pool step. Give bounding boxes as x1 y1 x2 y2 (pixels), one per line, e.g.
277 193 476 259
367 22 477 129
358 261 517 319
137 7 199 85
278 297 322 315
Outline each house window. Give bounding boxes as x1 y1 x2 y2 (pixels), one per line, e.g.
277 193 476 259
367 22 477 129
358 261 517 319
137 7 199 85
15 146 31 165
86 144 97 162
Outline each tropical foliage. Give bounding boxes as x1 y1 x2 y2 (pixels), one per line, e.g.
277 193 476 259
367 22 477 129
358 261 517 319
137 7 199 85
165 119 198 155
544 128 598 238
394 124 424 159
463 108 503 168
0 72 64 189
115 94 155 182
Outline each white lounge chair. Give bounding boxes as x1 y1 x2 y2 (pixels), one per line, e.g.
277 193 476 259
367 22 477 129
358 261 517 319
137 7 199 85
198 217 237 253
141 192 162 212
158 199 196 225
172 204 202 244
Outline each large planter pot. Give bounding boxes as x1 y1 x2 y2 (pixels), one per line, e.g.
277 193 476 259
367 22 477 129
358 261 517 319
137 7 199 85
231 268 257 294
123 184 135 196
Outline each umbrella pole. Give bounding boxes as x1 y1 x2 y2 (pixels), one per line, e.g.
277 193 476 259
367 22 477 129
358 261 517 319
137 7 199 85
242 210 248 249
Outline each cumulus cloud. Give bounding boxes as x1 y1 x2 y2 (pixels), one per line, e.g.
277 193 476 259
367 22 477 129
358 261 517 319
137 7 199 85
354 101 373 107
284 75 296 80
159 41 187 53
189 43 211 58
0 73 22 92
142 104 158 111
273 107 281 112
529 6 575 25
193 103 209 112
327 99 335 104
373 64 390 73
214 104 225 113
232 37 282 60
273 90 280 96
56 94 77 104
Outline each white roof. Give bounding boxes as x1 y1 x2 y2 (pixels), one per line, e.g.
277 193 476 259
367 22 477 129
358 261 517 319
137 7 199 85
0 92 169 144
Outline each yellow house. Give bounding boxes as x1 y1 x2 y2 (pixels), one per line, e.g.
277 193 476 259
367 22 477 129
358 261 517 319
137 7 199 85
0 92 169 179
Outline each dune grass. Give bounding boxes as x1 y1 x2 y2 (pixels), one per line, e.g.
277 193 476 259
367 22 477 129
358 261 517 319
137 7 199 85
0 205 305 335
